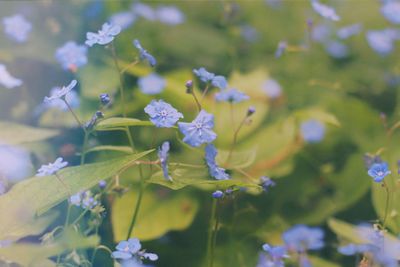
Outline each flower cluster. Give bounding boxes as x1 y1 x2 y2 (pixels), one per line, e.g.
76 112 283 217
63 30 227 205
193 67 228 90
111 238 158 266
70 190 99 209
85 23 121 47
36 157 68 177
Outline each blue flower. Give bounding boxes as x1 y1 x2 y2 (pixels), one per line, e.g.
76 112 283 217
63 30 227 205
85 23 121 47
36 157 68 176
240 25 259 43
133 39 157 67
0 145 33 183
205 144 230 180
261 244 289 267
337 24 362 39
366 30 395 56
112 238 158 264
0 64 22 89
262 79 282 99
211 76 228 90
325 41 349 59
2 14 32 43
260 176 276 192
144 99 183 128
311 24 331 43
100 93 111 105
367 162 391 182
283 225 324 252
193 67 215 83
44 80 78 103
215 88 249 103
158 141 172 181
131 2 157 21
212 190 224 199
300 119 325 143
109 11 136 30
381 1 400 25
44 87 80 111
311 0 340 21
138 73 166 95
156 6 185 25
178 110 217 147
81 191 98 209
275 41 288 58
69 192 82 206
338 243 372 256
55 41 88 71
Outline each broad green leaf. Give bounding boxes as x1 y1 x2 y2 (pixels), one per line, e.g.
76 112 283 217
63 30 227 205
217 148 257 169
112 189 199 241
85 145 133 155
78 64 119 99
0 121 59 145
0 228 99 267
328 218 368 244
95 117 154 131
0 150 153 241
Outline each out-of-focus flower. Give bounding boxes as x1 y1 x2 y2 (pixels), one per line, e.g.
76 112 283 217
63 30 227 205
261 244 289 267
366 30 395 56
338 243 372 256
156 6 185 25
44 80 77 103
212 190 224 199
311 0 340 21
36 157 68 176
215 88 249 103
260 176 276 192
325 41 349 59
100 93 111 105
283 225 324 252
85 23 121 47
311 24 331 43
178 110 217 147
240 25 259 42
44 87 80 111
337 24 362 39
367 162 391 182
2 14 32 43
144 99 183 128
205 144 230 180
109 11 136 30
138 73 166 95
275 41 288 58
131 2 157 21
133 39 157 67
381 1 400 24
262 79 282 99
211 76 228 90
300 119 325 143
193 67 215 83
0 64 22 89
55 41 88 71
158 141 172 181
0 145 33 183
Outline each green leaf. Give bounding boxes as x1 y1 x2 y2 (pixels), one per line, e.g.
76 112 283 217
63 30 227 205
85 145 133 155
327 218 368 244
94 117 154 131
0 228 99 267
0 150 153 241
0 121 59 145
217 148 257 169
112 189 199 241
78 64 119 99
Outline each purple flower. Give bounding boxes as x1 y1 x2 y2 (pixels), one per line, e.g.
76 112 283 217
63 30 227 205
178 110 217 147
381 1 400 25
366 30 395 56
85 23 121 47
55 41 88 71
44 80 77 103
156 6 185 25
215 88 249 103
2 14 32 43
133 39 157 67
300 119 325 143
0 64 22 89
283 225 324 252
367 162 391 183
36 157 68 176
212 190 224 199
311 0 340 21
205 144 230 180
112 238 158 264
109 11 136 30
138 73 166 95
262 79 282 99
158 141 172 181
144 99 183 128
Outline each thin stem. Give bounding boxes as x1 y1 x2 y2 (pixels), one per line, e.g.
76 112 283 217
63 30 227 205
120 59 140 74
200 84 210 101
81 131 89 165
125 128 135 152
55 173 71 196
126 182 145 239
110 42 127 117
63 99 84 130
71 209 89 226
206 199 218 267
226 109 248 165
382 181 390 228
190 90 202 112
90 245 113 266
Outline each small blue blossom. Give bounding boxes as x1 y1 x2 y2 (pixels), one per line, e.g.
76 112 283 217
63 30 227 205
262 79 282 99
205 144 230 180
311 24 331 43
212 190 224 199
193 67 215 83
133 39 157 67
144 99 183 128
260 176 276 192
158 141 172 181
100 93 111 105
0 145 33 183
300 119 325 143
55 41 88 72
131 2 157 21
2 14 32 43
36 157 68 176
138 73 166 95
81 191 98 209
367 162 391 182
44 87 80 111
112 238 158 265
283 225 324 252
69 192 82 206
85 23 121 47
337 24 362 39
99 180 107 189
338 243 372 256
261 244 289 267
44 80 77 103
156 6 185 25
215 88 249 103
211 76 228 90
381 1 400 24
0 64 23 89
325 41 349 59
240 25 259 43
275 41 288 58
311 0 340 21
366 30 395 55
178 110 217 147
109 11 136 30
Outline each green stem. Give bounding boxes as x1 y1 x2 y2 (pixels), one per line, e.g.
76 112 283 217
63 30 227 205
126 181 145 239
200 84 210 101
110 42 127 118
190 90 202 112
71 209 88 226
90 245 113 266
225 106 247 165
56 204 72 265
206 199 218 267
382 181 390 228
